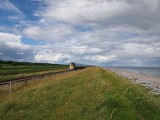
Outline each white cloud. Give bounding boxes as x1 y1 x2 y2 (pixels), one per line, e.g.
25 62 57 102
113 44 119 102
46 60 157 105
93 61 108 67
23 21 160 65
24 24 73 41
123 43 155 57
1 0 160 66
39 0 130 24
0 32 21 42
35 52 71 63
67 45 103 55
0 32 29 48
84 54 116 63
37 0 160 29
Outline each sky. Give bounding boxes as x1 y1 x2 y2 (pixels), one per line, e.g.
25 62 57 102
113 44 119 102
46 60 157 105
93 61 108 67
0 0 160 67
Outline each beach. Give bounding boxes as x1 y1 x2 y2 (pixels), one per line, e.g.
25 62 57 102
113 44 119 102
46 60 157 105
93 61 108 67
105 68 160 95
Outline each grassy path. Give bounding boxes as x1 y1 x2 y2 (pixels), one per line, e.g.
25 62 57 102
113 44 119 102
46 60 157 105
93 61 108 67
0 67 159 120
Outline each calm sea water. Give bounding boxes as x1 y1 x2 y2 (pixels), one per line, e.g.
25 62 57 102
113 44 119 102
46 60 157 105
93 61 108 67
104 67 160 77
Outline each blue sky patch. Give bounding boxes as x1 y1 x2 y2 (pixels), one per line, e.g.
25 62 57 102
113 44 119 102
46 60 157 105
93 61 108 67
21 37 46 46
74 25 92 32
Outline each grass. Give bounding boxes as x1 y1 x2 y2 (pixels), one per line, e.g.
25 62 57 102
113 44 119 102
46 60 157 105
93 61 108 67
0 62 67 81
0 67 159 120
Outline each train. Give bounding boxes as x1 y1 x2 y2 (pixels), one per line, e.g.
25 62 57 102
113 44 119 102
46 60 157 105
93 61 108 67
69 62 86 70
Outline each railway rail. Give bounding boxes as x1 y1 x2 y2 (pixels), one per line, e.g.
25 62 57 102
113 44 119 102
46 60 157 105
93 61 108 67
0 69 74 86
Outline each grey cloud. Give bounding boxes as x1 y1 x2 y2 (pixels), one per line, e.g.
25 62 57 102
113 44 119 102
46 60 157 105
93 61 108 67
38 0 160 29
0 43 34 62
0 32 34 62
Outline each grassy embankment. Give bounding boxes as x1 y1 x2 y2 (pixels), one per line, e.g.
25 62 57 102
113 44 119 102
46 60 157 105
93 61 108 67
0 67 160 120
0 61 67 81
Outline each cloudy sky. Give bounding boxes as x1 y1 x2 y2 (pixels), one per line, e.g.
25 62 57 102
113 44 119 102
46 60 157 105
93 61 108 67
0 0 160 66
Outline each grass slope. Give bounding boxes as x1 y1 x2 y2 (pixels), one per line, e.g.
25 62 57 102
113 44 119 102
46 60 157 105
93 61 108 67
0 67 159 120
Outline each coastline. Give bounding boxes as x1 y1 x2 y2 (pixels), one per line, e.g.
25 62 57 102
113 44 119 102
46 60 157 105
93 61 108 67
104 67 160 95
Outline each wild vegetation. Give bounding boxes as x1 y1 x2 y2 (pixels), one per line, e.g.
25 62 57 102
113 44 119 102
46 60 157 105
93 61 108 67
0 60 67 81
0 67 159 120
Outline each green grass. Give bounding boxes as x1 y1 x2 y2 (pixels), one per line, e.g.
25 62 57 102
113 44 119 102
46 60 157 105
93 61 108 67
0 67 159 120
0 61 67 81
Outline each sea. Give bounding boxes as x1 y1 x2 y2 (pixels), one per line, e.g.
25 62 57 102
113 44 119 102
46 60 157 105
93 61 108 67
104 67 160 77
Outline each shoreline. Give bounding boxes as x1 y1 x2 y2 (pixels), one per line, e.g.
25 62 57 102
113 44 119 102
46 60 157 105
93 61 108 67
104 67 160 95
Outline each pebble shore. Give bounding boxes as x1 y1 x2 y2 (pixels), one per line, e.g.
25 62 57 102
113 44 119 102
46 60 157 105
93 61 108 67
105 68 160 95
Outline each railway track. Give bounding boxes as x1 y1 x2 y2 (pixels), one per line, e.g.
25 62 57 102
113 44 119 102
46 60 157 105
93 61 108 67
0 69 73 86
